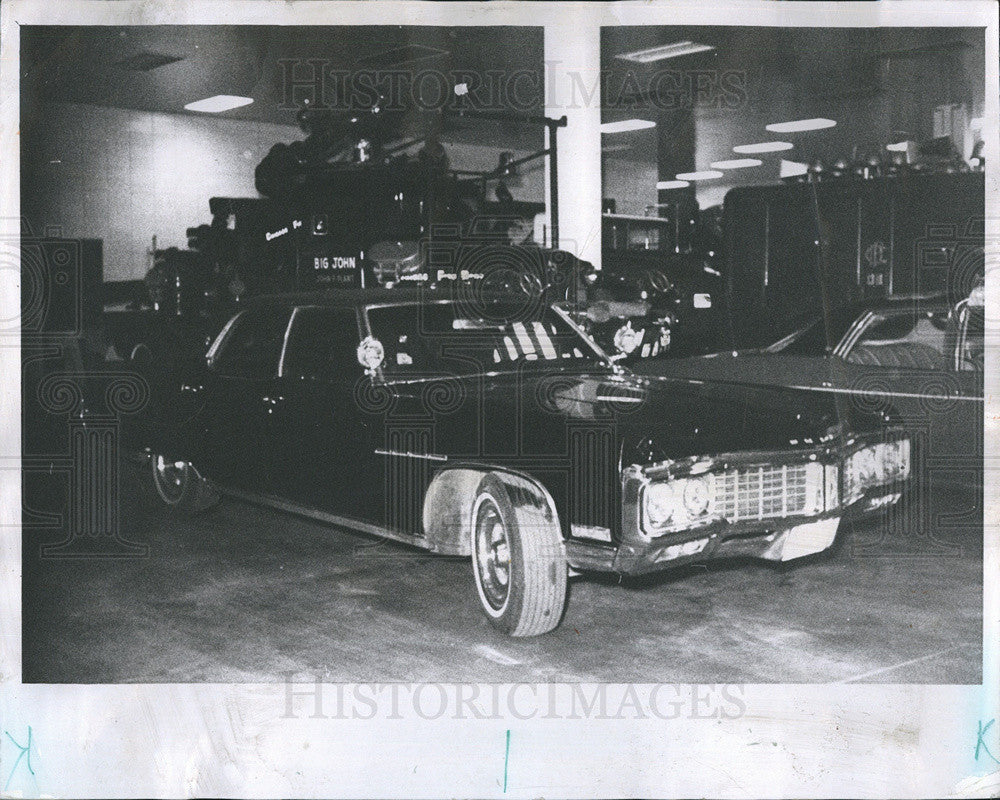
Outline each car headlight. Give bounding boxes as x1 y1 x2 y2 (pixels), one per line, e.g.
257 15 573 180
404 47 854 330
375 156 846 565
643 477 714 535
682 477 711 516
644 481 679 529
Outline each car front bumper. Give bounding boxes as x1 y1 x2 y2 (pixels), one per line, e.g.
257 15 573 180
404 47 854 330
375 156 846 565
564 462 907 577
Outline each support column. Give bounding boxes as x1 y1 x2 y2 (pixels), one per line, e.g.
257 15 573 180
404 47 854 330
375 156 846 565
656 108 696 199
657 108 698 252
545 24 602 268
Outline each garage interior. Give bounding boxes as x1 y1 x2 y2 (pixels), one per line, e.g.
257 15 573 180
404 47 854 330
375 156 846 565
20 25 984 683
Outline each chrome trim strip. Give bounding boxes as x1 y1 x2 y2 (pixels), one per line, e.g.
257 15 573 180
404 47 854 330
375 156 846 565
205 311 242 367
785 383 982 402
374 449 449 462
222 488 429 549
834 310 874 359
276 306 300 378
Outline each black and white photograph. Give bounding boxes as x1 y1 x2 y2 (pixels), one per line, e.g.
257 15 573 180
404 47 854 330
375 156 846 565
2 1 998 798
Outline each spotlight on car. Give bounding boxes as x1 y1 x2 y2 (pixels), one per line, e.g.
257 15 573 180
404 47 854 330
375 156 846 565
613 321 644 354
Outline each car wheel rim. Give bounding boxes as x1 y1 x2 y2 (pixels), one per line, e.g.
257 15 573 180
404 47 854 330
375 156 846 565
474 500 511 611
153 455 189 504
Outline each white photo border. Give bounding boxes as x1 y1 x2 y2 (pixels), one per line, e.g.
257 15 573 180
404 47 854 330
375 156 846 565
1 1 997 797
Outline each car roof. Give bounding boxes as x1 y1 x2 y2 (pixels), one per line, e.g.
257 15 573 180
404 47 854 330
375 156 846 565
846 294 957 313
245 286 539 310
767 293 967 347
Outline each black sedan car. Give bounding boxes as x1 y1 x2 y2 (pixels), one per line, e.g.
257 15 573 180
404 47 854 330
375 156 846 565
132 288 911 636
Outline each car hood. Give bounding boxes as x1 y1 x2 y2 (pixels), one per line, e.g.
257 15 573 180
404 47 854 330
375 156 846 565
385 368 874 468
634 350 833 387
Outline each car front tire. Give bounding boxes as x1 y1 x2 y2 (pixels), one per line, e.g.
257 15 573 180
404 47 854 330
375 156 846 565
471 475 567 636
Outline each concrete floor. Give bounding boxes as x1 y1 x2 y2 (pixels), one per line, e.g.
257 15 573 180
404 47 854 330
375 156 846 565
22 476 981 684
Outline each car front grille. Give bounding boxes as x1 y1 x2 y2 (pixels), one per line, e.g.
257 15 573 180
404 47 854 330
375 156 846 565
711 462 822 523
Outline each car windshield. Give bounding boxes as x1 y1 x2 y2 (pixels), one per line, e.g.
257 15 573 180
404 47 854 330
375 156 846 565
366 301 611 377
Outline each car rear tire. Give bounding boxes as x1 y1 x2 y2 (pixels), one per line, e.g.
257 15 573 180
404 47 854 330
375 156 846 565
471 475 567 636
142 454 220 514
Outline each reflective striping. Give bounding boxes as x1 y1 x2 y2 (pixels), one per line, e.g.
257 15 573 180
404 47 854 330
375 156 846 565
533 321 558 359
512 321 536 355
503 335 519 361
786 383 982 402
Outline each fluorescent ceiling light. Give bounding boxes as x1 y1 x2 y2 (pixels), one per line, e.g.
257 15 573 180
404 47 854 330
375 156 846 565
780 159 809 179
970 117 983 130
710 158 762 169
656 180 691 190
733 141 793 154
886 141 910 152
601 119 656 134
617 41 715 63
675 170 723 181
184 95 254 113
765 118 836 133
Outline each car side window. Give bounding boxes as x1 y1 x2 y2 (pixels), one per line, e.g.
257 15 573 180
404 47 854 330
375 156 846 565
210 307 291 379
844 311 949 371
955 304 984 372
281 307 361 380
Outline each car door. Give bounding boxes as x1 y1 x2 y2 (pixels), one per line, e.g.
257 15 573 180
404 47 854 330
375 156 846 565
195 304 292 491
267 305 378 518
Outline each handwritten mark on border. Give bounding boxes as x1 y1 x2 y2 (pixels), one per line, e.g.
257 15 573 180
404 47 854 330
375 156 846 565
4 727 35 792
503 729 511 793
976 719 999 764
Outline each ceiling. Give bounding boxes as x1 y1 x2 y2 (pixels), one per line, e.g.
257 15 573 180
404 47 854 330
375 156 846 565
20 25 546 150
600 25 986 169
20 24 985 193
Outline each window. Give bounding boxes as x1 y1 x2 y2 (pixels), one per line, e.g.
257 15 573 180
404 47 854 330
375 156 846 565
955 304 984 372
281 307 361 380
365 302 603 376
844 310 950 370
209 307 291 379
